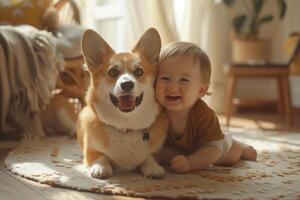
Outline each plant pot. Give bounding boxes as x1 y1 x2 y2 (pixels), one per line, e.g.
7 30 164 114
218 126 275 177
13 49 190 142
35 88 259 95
232 38 271 63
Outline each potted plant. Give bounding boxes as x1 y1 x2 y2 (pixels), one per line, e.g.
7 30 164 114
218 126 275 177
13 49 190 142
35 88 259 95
217 0 287 63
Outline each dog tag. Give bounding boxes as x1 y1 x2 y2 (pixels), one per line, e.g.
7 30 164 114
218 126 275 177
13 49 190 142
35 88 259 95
142 130 150 141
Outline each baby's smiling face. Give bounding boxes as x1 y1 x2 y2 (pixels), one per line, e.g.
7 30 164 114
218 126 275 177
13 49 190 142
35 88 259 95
155 56 208 114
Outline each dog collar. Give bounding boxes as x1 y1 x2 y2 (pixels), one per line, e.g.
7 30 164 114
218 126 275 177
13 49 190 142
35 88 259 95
118 128 131 133
107 125 150 141
142 130 150 141
120 128 150 141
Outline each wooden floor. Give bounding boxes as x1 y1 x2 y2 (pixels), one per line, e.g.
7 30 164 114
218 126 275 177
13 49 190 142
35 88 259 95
1 108 299 200
218 106 300 131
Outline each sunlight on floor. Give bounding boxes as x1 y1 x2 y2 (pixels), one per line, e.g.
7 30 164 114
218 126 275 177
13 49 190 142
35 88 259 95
218 115 278 130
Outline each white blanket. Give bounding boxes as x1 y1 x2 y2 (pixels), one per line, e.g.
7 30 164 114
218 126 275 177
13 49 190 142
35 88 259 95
0 25 64 140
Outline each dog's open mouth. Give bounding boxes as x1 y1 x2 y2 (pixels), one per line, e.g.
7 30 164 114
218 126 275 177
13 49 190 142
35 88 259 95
110 92 144 113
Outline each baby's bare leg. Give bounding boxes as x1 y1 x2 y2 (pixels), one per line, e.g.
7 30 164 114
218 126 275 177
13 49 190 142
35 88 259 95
237 140 257 161
220 140 257 166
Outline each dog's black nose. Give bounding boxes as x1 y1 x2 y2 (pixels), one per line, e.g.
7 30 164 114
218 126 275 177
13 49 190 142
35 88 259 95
121 81 134 92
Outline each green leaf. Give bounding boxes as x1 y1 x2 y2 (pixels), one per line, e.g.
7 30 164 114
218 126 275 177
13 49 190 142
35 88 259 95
251 0 264 14
258 15 273 25
276 0 287 19
223 0 235 7
249 16 258 36
233 15 247 34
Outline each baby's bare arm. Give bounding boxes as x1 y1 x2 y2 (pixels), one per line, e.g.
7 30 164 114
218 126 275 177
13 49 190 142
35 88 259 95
187 146 222 171
157 145 180 164
170 146 222 173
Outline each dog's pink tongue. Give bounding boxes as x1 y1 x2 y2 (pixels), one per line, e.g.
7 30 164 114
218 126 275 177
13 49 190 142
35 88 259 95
119 95 135 111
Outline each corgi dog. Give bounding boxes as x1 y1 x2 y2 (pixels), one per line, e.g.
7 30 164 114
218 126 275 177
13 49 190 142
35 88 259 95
77 28 168 179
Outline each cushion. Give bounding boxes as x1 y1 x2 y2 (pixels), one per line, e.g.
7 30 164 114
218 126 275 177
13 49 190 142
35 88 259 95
56 24 86 59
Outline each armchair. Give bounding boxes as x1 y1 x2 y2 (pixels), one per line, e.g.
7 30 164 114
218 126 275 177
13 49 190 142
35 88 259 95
42 0 88 136
0 0 88 138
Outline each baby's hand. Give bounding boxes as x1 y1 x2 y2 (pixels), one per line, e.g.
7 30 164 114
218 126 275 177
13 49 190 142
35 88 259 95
171 155 192 173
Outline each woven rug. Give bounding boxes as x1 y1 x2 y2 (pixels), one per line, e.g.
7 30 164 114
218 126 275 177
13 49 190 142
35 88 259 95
4 127 300 200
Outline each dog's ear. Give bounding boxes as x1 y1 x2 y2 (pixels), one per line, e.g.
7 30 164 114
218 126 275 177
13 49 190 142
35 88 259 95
81 29 115 70
132 28 161 66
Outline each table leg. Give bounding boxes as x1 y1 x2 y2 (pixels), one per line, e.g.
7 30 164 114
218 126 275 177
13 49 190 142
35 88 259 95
276 77 284 119
225 75 236 126
281 76 293 127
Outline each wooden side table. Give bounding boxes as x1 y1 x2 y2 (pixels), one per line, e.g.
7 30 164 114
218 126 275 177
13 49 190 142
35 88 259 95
224 63 293 127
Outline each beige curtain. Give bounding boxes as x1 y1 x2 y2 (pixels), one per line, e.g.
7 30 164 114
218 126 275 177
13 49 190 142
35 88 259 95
123 0 147 50
146 0 178 45
181 0 231 113
124 0 179 49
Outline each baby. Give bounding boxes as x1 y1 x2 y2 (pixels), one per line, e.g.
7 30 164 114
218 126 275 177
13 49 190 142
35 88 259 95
155 42 257 173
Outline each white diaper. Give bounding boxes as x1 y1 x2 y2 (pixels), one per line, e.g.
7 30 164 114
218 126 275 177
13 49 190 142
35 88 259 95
202 134 233 164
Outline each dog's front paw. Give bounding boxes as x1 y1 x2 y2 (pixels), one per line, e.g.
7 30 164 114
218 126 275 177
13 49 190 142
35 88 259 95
90 157 113 179
140 156 165 179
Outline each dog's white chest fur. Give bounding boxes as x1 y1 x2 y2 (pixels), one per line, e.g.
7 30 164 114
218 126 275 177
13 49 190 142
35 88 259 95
99 127 150 171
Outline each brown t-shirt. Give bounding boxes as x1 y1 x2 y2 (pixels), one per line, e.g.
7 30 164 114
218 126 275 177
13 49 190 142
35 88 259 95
167 99 224 154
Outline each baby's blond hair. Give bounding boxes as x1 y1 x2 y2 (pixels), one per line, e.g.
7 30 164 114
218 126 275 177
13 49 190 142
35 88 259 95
159 42 211 84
